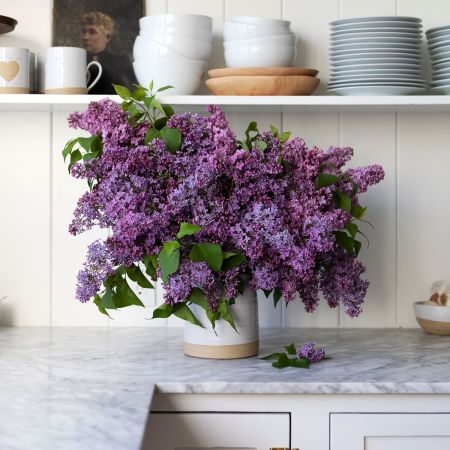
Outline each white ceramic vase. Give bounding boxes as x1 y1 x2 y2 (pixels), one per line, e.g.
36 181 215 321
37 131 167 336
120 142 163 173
183 288 259 359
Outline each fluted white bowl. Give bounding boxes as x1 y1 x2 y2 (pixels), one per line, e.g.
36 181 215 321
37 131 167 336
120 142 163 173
134 34 212 61
133 59 206 95
224 22 291 41
140 26 213 43
224 33 297 49
139 14 212 30
230 15 291 29
224 45 296 67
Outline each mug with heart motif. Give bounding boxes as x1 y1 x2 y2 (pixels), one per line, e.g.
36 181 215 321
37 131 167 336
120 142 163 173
0 47 30 94
44 47 102 94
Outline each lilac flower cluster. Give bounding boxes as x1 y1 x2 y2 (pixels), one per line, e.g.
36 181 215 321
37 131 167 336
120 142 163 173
297 342 326 363
68 99 384 316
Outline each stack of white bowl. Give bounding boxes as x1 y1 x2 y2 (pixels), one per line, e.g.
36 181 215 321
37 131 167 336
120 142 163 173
133 14 213 95
426 25 450 94
329 16 426 95
223 16 297 67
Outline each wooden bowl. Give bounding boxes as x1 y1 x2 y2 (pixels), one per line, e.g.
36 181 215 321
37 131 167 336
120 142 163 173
414 301 450 336
208 67 319 78
206 75 320 96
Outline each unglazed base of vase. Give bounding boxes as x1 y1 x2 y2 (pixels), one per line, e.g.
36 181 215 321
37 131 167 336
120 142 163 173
184 340 259 359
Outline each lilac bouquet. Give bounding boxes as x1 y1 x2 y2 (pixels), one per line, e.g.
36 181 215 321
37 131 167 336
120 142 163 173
63 84 384 328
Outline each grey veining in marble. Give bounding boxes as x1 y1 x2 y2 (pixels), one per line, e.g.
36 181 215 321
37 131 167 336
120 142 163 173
0 327 450 450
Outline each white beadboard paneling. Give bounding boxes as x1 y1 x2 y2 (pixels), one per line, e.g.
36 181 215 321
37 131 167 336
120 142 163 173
339 113 397 327
283 0 339 94
340 0 396 18
225 0 282 19
282 112 340 327
51 112 108 326
0 113 51 326
397 114 450 328
0 0 51 53
144 0 167 15
167 0 224 94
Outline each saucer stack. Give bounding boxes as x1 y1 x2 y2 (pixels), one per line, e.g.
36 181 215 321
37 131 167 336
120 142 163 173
329 16 426 95
426 25 450 94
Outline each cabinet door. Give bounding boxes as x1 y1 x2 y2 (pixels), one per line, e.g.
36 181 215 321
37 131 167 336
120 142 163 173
143 412 290 450
330 413 450 450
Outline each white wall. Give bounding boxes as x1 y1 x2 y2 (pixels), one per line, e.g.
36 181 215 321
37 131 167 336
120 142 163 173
1 0 450 328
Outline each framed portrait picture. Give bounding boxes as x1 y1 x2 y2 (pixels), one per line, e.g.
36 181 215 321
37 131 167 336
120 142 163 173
52 0 144 94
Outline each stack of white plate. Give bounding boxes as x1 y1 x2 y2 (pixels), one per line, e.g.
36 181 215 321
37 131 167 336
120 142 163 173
426 25 450 94
223 16 297 67
329 16 426 95
133 14 213 95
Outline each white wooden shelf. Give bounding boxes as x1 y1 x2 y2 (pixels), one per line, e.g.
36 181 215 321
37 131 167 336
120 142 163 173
1 94 450 112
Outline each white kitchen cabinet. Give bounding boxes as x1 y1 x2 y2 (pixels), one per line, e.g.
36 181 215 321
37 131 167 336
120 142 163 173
330 413 450 450
143 412 290 450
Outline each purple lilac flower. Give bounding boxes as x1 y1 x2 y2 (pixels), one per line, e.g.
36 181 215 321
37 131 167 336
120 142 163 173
297 342 326 363
68 99 384 316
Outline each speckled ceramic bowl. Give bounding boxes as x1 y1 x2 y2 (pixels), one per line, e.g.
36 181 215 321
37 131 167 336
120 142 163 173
414 301 450 335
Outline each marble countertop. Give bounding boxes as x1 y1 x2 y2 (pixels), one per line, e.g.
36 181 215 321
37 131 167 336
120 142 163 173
1 327 450 450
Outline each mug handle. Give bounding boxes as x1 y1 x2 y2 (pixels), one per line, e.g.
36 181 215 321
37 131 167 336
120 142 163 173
86 61 102 92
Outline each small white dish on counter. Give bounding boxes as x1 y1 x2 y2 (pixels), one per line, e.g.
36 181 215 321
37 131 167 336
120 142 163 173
414 301 450 335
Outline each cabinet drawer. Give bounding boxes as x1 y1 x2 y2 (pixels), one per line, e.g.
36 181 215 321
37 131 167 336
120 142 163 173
330 413 450 450
143 412 290 450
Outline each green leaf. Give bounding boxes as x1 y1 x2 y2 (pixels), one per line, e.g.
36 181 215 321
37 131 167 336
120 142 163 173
68 149 82 172
188 288 209 310
351 205 367 220
148 80 154 92
260 352 285 360
162 104 174 118
151 98 165 115
335 231 354 254
270 124 279 136
284 343 297 355
244 121 259 147
345 222 358 238
62 138 78 161
333 189 352 212
143 95 155 109
290 357 310 368
189 243 223 272
279 131 291 143
354 239 362 257
93 294 112 318
158 241 180 284
157 85 174 93
142 254 158 279
128 104 140 117
256 140 267 151
262 289 272 298
221 254 246 271
218 300 237 331
206 309 220 330
126 264 153 289
113 84 131 100
96 290 115 310
152 303 173 319
176 222 203 239
316 173 340 189
132 87 146 101
160 126 182 154
273 288 282 308
153 117 168 130
145 127 161 145
173 303 203 327
113 278 145 307
272 353 290 369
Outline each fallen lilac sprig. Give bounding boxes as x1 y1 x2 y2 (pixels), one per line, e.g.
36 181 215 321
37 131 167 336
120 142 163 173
261 342 327 369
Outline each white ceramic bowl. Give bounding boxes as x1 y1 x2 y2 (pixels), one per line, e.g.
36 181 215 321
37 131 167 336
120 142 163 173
134 34 212 61
133 59 206 95
224 45 296 67
414 301 450 335
133 36 187 61
223 22 291 41
224 33 297 49
139 14 212 30
230 15 291 29
140 26 213 43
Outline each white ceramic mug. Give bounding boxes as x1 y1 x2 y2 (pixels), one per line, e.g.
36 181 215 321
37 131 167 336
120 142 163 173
0 47 30 94
44 47 102 94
